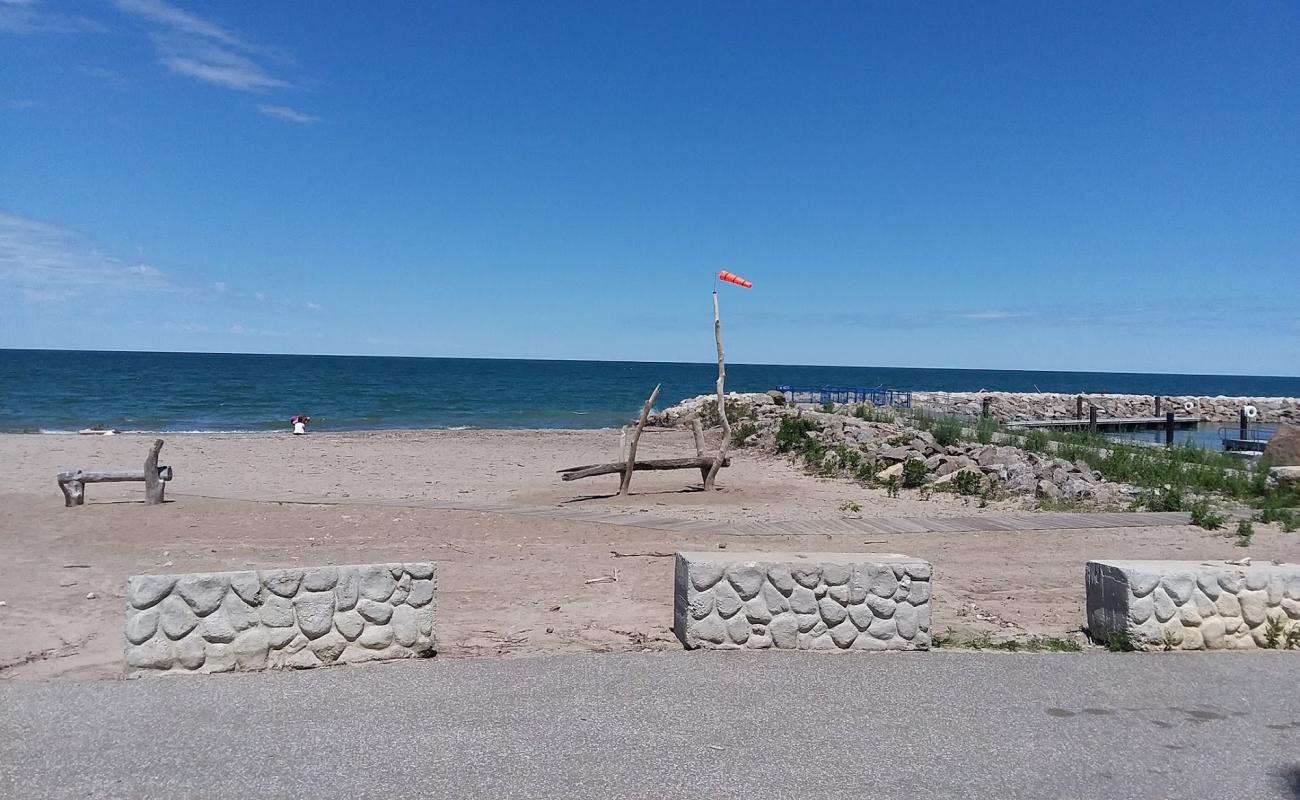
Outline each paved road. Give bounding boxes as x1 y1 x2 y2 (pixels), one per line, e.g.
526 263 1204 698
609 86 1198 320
2 651 1298 799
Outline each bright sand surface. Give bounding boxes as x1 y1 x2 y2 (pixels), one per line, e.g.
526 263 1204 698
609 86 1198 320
2 429 1298 679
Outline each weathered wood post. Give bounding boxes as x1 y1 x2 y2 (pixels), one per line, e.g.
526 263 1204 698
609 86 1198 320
1240 409 1249 441
143 439 166 505
1088 405 1098 435
704 290 730 491
1154 396 1162 416
981 396 992 419
1165 411 1175 446
690 418 708 483
1076 396 1084 419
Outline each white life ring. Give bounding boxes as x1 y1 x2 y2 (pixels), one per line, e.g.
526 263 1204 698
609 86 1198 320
1243 405 1258 420
1183 400 1196 412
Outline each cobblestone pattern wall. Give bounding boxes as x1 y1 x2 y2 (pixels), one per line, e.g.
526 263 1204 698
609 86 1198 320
1086 560 1300 650
124 563 436 675
674 552 932 651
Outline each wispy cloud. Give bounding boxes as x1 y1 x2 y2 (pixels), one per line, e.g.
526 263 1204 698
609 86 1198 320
0 0 105 35
257 104 320 125
0 211 171 302
113 0 294 94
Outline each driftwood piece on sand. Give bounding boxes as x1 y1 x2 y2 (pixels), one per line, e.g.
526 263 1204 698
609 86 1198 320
57 438 172 507
559 456 730 482
704 291 730 491
619 384 661 497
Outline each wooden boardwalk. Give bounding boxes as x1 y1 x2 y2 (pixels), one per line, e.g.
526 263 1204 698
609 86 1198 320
176 490 1192 537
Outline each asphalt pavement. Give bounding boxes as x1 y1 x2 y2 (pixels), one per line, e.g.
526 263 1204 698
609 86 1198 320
2 651 1298 799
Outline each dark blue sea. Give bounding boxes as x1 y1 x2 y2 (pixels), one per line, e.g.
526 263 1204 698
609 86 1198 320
1 349 1297 433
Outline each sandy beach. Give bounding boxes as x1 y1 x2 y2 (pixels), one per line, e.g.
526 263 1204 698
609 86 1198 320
3 429 1298 680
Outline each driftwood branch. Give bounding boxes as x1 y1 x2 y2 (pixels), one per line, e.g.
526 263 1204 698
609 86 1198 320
559 457 730 481
620 384 661 497
704 291 730 491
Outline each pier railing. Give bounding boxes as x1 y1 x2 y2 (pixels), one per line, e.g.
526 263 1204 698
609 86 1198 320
777 385 912 408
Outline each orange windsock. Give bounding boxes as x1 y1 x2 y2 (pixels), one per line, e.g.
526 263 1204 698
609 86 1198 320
717 270 753 289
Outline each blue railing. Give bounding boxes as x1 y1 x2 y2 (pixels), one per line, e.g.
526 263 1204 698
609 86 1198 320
777 385 912 408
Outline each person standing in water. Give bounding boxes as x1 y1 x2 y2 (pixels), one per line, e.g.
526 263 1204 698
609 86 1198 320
291 415 310 435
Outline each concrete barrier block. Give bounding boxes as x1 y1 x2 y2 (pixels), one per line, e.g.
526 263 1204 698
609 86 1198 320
1086 559 1300 650
673 552 932 651
125 562 436 675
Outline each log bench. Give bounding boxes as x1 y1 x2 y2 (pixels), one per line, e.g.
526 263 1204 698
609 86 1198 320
57 438 172 507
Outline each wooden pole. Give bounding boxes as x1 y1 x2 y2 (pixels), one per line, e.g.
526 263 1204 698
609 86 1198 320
619 384 661 497
1154 396 1162 416
1076 396 1084 420
981 396 992 419
1088 405 1098 434
1239 409 1249 441
1165 411 1175 446
704 291 730 491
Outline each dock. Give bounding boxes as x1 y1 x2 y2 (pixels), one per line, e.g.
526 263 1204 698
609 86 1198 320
1008 416 1206 431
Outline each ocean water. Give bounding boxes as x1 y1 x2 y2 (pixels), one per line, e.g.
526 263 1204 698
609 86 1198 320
2 349 1298 433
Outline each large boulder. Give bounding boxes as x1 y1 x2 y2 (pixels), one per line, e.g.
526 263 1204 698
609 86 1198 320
1263 424 1300 467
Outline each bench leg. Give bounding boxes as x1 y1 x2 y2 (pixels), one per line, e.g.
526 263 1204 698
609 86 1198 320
59 480 85 507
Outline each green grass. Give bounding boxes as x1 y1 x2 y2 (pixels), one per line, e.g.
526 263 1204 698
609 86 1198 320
885 475 901 498
838 500 862 514
975 417 1000 445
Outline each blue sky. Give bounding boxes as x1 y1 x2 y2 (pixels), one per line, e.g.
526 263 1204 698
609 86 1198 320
1 1 1296 374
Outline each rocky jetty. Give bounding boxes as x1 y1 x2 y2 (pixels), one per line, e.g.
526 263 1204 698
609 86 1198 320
652 393 1127 504
913 391 1299 424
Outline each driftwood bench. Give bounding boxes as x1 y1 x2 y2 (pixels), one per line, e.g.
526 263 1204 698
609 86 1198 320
57 439 172 507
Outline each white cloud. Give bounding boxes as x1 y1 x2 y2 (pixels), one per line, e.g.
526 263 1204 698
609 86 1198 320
257 104 321 125
0 211 171 302
114 0 296 94
304 301 322 310
0 0 104 35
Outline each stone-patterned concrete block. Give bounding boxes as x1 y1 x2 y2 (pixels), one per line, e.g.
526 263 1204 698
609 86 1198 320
674 552 932 651
125 562 436 675
1086 560 1300 650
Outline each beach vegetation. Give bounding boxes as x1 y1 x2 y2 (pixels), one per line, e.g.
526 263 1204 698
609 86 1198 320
699 398 755 428
774 416 820 454
975 417 999 444
854 404 893 423
731 422 759 447
885 475 901 498
952 469 982 496
1234 519 1255 547
838 500 862 514
902 458 927 489
1189 500 1225 530
931 418 963 448
1103 630 1139 652
932 630 1082 652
